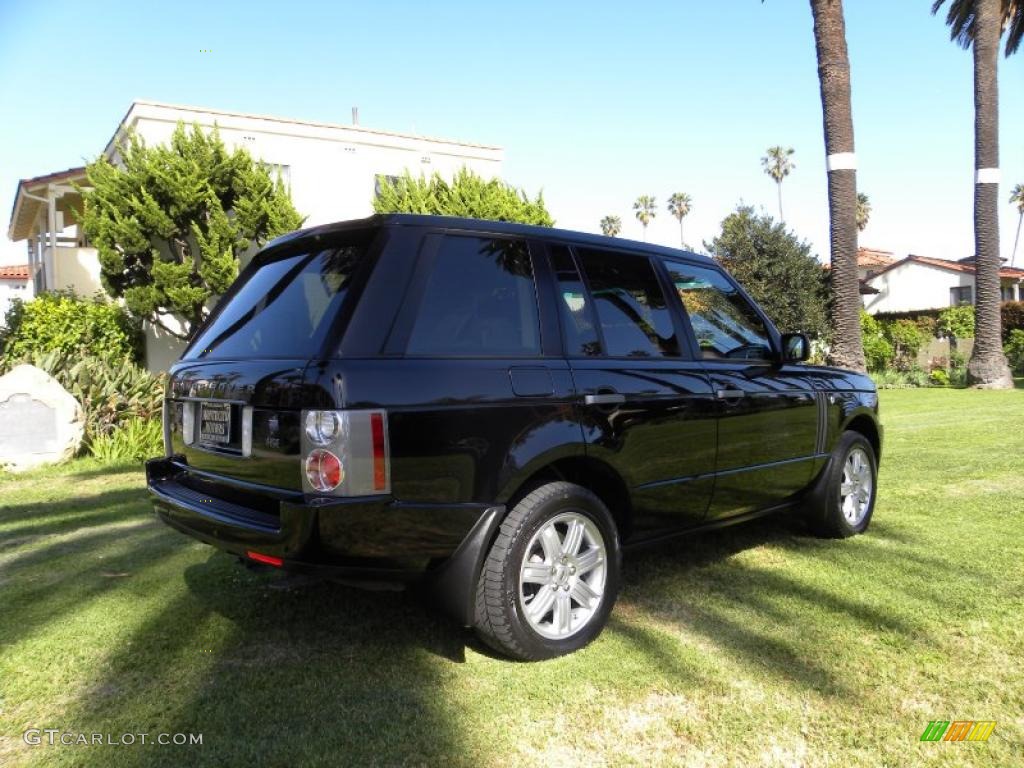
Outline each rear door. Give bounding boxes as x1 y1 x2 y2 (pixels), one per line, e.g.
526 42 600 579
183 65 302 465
555 244 717 538
659 258 819 519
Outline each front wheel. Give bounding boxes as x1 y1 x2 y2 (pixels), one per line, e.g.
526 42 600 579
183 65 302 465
473 482 621 660
804 431 878 538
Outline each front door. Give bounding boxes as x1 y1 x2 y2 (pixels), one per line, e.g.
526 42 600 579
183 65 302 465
659 259 819 519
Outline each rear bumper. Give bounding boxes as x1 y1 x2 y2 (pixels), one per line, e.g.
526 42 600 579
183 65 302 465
146 457 504 620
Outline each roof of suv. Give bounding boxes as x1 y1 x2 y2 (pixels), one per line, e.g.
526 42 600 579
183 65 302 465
263 213 717 266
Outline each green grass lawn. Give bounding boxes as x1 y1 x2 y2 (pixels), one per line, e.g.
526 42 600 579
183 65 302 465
2 388 1022 767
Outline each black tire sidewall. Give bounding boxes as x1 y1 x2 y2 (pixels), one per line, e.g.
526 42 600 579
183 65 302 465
501 487 621 659
825 432 877 536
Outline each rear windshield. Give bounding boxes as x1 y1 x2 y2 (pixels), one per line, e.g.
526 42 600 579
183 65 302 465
184 236 370 360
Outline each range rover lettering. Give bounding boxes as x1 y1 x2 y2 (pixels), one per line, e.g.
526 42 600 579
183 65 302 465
147 214 882 660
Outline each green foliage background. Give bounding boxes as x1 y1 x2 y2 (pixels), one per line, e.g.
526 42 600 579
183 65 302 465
79 122 304 339
704 206 829 338
1 290 142 363
373 167 554 226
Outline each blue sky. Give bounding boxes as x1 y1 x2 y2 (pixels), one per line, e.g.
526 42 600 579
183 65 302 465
1 0 1022 266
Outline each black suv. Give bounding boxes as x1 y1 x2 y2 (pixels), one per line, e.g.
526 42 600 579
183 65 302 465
147 214 881 660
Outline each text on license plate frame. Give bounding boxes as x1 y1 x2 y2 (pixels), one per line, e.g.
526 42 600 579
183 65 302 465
199 402 232 445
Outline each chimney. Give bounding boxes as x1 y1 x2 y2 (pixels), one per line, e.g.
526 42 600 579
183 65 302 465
351 106 359 126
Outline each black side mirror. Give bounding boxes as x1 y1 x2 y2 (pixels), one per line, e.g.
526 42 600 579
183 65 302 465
781 333 811 363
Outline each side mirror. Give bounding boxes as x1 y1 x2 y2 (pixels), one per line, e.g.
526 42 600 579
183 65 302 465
781 333 811 363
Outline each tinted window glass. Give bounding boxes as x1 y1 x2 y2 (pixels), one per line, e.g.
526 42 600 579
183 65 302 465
664 261 774 361
185 238 369 360
576 248 679 357
550 245 601 356
406 236 540 356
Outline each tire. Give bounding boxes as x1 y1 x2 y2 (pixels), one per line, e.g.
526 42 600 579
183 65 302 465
804 430 878 538
473 481 621 661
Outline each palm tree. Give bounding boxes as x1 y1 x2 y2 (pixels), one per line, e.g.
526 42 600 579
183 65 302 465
933 0 1016 388
600 215 622 238
932 0 1024 56
1010 183 1024 267
667 192 693 247
856 192 872 232
809 1 865 371
633 196 656 241
761 146 795 222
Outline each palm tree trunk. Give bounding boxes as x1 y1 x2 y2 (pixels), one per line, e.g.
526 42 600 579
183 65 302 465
679 218 685 247
777 181 784 223
967 0 1013 388
810 0 865 372
1011 211 1023 268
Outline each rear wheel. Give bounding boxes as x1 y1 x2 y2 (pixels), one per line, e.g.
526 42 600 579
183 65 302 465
805 431 877 538
473 481 621 660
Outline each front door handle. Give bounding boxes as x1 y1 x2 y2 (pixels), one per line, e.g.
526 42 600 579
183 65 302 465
716 389 747 400
584 393 626 406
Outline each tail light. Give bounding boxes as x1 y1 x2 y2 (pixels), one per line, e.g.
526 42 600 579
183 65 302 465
300 409 391 496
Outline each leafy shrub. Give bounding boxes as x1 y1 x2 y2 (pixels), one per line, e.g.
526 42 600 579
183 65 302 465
0 349 164 442
949 350 968 387
914 315 938 338
89 417 163 463
929 368 950 386
374 167 554 226
0 289 143 363
937 305 975 341
884 319 925 370
870 367 930 389
1002 301 1024 342
1005 329 1024 375
860 311 893 372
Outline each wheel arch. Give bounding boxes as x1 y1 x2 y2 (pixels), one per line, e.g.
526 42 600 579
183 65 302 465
842 412 882 462
498 455 634 543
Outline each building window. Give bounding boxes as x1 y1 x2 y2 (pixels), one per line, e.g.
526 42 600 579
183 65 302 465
950 286 973 306
374 174 400 198
260 163 291 187
1001 285 1016 302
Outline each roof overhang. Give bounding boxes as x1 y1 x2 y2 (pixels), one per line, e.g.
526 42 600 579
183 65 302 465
7 167 88 242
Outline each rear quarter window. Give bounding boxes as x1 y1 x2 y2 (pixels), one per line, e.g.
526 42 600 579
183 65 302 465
405 235 541 357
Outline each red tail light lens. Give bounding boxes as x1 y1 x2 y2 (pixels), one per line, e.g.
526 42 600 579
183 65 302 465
371 412 386 491
247 551 283 567
305 448 343 492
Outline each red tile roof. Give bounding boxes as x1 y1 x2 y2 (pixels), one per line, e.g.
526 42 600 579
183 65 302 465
856 247 895 268
0 264 30 280
869 254 1024 281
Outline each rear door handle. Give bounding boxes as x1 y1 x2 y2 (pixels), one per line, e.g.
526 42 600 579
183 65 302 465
584 393 626 406
716 389 747 400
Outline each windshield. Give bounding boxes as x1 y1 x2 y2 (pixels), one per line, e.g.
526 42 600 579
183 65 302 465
185 235 371 360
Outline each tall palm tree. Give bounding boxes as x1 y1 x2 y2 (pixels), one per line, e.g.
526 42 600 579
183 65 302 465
809 0 865 371
1010 183 1024 267
600 215 622 238
761 146 795 222
633 195 657 241
856 192 872 232
667 192 693 247
932 0 1024 56
933 0 1016 388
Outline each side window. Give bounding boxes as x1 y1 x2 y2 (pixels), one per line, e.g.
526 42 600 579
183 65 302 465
576 248 680 358
664 261 774 361
406 236 541 357
550 245 601 356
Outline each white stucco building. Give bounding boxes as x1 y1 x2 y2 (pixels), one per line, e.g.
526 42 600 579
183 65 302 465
7 100 504 370
863 254 1024 314
0 264 33 326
